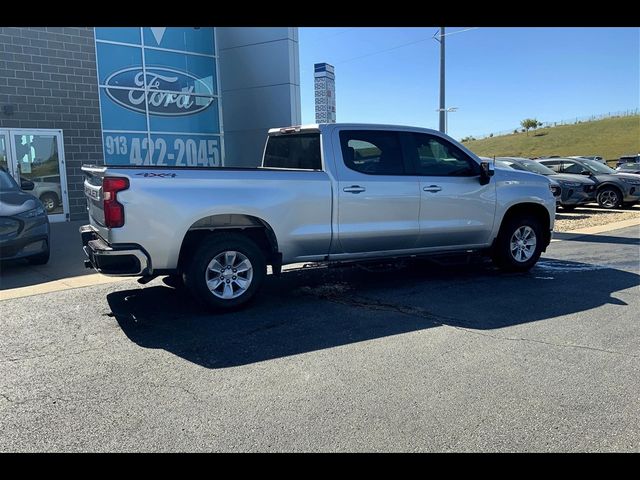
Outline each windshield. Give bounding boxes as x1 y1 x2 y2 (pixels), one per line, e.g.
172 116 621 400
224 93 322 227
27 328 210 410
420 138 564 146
582 159 616 174
518 160 555 175
0 168 19 192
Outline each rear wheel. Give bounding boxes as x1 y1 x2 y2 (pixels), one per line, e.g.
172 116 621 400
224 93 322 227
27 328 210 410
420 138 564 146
492 215 543 272
597 186 621 209
184 233 266 310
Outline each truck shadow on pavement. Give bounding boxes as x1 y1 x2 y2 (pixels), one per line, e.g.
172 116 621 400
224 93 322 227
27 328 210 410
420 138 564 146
107 257 639 369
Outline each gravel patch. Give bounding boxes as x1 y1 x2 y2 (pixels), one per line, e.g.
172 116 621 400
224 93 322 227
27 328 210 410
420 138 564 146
554 203 640 232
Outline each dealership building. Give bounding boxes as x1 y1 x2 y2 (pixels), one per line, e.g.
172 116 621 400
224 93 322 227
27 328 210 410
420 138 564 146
0 27 301 222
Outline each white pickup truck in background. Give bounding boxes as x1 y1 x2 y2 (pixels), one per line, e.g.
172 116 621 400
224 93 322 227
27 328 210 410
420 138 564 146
81 123 556 309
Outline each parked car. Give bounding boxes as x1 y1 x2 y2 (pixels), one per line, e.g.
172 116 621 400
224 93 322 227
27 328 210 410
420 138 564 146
80 124 556 310
494 157 596 210
616 164 640 175
616 154 640 168
486 158 561 205
0 167 50 264
568 155 605 164
536 157 640 209
26 175 62 213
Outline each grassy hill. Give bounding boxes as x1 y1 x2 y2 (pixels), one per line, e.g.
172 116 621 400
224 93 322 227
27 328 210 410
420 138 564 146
463 115 640 164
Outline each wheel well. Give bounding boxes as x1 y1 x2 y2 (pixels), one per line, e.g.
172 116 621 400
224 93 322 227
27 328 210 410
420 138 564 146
177 214 279 272
596 183 623 195
499 203 551 249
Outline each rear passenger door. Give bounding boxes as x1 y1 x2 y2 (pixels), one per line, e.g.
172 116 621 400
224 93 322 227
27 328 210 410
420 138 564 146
331 129 420 254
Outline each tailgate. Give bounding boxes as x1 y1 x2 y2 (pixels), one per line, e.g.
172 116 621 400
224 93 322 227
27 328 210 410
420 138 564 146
82 165 107 227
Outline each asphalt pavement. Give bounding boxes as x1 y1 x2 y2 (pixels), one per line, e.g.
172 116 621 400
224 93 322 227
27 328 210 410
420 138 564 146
1 226 638 452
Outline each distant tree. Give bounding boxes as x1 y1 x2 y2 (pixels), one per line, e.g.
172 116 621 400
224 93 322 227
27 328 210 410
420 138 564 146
520 118 541 136
489 133 493 138
513 129 518 134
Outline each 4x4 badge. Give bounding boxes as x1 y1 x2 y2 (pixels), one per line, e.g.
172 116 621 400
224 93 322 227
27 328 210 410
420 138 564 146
135 173 177 178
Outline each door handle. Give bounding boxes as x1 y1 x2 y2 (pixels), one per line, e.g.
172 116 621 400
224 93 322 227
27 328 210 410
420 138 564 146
343 185 366 194
423 185 442 193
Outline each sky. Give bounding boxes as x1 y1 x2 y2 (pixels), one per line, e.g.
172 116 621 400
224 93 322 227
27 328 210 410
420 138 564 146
298 27 640 140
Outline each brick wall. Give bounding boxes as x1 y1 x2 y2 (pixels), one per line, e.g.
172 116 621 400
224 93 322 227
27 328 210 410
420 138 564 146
0 27 102 221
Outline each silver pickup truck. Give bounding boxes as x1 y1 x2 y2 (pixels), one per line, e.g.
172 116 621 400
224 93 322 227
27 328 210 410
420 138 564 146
81 123 556 309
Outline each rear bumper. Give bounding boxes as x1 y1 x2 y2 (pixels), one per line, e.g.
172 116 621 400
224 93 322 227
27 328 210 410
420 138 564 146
80 224 150 276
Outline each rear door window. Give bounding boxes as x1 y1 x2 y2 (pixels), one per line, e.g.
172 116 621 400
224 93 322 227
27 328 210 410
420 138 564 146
339 130 405 175
540 160 562 173
561 161 585 174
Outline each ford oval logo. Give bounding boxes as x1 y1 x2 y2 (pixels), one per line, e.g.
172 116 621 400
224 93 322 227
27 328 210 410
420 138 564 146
104 67 214 116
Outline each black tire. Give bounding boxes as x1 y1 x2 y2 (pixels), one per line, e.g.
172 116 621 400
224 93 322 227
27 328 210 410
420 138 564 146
596 186 622 209
184 233 266 311
27 248 50 265
39 193 59 213
492 215 543 272
561 205 577 212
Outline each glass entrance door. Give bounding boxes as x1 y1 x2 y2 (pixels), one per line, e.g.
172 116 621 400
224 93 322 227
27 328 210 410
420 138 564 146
0 131 11 175
0 129 69 223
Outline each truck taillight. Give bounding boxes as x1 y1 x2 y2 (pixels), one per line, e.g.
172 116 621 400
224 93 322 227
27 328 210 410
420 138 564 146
103 177 129 228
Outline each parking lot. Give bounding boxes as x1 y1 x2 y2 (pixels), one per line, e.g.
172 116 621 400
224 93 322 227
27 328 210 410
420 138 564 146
1 224 638 452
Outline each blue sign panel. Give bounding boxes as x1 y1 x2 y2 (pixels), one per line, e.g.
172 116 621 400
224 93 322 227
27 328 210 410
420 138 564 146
95 27 223 166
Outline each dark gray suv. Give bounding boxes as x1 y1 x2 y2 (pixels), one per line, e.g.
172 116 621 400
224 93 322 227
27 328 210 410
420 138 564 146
537 157 640 209
0 167 50 264
495 157 596 211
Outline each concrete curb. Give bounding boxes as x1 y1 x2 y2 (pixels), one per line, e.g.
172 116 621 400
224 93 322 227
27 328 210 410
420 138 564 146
552 217 640 242
0 274 130 301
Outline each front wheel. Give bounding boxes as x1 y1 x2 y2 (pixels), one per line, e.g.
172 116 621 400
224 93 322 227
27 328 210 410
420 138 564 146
492 216 543 272
597 187 621 209
39 193 59 213
184 233 266 311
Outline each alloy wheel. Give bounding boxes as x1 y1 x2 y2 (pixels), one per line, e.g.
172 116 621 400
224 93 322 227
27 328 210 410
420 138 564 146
205 250 253 299
509 226 537 263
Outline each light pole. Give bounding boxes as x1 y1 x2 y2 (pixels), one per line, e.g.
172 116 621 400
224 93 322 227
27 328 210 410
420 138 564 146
437 27 445 132
435 107 458 135
433 27 477 133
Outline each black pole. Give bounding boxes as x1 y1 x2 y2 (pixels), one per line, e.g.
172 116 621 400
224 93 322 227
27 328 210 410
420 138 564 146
439 27 445 133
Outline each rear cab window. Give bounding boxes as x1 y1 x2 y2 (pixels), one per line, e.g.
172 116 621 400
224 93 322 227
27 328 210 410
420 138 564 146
263 133 322 170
